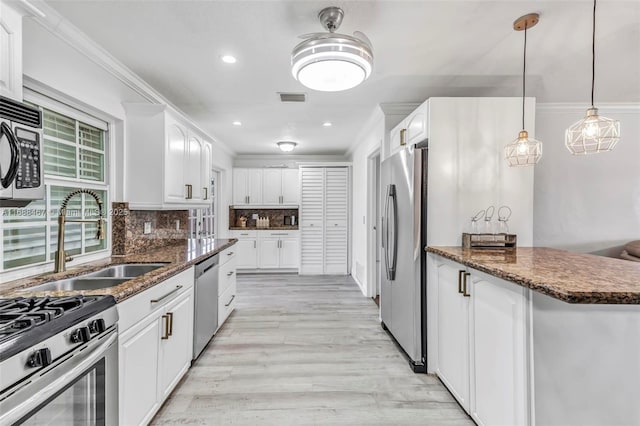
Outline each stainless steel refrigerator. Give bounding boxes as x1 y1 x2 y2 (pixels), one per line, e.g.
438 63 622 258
380 141 428 372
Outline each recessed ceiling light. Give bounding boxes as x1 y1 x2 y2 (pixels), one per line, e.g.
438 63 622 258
232 121 242 126
220 55 237 64
323 122 332 127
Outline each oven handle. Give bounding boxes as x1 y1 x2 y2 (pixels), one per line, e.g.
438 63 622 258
0 330 117 425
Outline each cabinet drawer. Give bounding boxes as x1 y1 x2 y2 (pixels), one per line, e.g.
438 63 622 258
219 245 238 265
118 267 194 333
229 230 257 238
218 281 237 329
218 256 237 296
261 230 299 238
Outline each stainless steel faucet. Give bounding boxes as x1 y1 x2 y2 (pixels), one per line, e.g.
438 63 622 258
54 189 105 273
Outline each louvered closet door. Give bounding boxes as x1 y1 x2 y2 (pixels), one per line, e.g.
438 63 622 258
324 168 348 274
300 168 325 274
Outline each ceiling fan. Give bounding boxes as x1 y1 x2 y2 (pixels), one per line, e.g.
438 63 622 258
291 6 374 92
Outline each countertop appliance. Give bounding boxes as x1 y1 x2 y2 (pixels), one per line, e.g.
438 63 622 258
380 97 535 373
0 295 118 425
0 95 44 207
193 253 219 360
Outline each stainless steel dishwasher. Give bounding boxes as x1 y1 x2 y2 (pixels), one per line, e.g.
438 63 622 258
193 253 219 360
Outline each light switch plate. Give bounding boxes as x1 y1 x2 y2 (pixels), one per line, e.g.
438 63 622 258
143 222 152 234
252 213 259 220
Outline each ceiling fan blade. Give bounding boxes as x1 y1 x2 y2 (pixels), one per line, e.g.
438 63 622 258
353 31 373 48
297 32 329 39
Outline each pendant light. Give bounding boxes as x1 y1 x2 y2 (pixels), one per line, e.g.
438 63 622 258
565 0 620 154
505 13 542 167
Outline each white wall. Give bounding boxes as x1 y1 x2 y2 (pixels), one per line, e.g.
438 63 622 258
534 105 640 255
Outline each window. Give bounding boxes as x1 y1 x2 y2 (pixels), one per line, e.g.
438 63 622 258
189 172 218 239
0 96 109 273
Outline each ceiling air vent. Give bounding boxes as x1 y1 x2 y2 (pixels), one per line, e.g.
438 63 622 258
279 92 306 103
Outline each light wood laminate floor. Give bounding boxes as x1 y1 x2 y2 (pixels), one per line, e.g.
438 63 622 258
151 274 473 425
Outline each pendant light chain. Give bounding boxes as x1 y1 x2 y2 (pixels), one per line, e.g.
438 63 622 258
522 24 527 130
591 0 597 107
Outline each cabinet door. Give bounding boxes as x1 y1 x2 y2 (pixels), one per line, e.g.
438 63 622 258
470 273 528 426
247 169 263 204
233 168 248 205
279 238 299 269
164 119 188 203
0 3 23 101
258 238 280 268
186 134 203 202
406 103 428 145
262 169 282 205
235 239 257 269
281 169 300 204
119 319 161 426
389 121 405 156
435 261 470 411
300 167 325 274
324 168 348 274
201 141 212 202
159 290 194 400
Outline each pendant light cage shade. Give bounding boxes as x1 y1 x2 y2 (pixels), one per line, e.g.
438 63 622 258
505 131 542 166
565 110 620 155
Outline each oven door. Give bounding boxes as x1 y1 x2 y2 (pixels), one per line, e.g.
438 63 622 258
0 330 118 426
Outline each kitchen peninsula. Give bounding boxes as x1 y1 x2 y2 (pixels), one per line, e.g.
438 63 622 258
426 246 640 426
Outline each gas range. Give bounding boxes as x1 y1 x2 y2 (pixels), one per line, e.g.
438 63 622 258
0 295 118 415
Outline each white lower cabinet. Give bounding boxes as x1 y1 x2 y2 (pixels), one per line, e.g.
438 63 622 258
429 254 530 426
230 230 299 270
118 267 194 426
217 246 237 330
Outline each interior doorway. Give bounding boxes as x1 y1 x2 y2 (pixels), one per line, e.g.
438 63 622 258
367 148 382 302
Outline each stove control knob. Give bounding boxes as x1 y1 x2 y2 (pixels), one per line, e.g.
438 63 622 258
70 326 91 344
89 319 106 334
27 348 52 368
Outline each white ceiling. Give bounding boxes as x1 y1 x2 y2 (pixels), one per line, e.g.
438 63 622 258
46 0 640 156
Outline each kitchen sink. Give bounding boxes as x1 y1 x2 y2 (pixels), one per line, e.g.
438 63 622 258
26 277 131 292
83 263 168 278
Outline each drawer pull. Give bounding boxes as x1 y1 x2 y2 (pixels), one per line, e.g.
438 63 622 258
227 252 234 256
225 295 236 307
167 312 174 336
151 285 183 304
458 270 465 294
161 314 170 340
227 271 235 276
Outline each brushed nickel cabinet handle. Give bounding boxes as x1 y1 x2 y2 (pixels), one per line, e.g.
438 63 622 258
225 295 235 307
161 314 170 340
151 285 183 303
203 187 208 200
458 270 465 294
400 128 407 146
463 272 471 297
227 271 234 276
253 240 256 248
167 312 174 336
228 252 234 256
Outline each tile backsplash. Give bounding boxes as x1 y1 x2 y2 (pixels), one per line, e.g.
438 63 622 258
111 202 188 255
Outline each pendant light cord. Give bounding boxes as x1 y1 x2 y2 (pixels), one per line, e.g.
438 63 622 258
522 24 527 130
591 0 596 107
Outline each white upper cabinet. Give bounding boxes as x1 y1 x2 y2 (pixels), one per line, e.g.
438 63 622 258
123 104 212 209
0 1 24 101
389 101 429 156
233 168 299 206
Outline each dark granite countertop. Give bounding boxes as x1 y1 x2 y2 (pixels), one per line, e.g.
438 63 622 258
0 238 237 302
427 246 640 304
229 226 299 231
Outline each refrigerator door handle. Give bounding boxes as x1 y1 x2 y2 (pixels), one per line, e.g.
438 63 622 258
388 184 398 281
382 185 390 279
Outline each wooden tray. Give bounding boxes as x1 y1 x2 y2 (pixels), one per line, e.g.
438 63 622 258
462 233 517 249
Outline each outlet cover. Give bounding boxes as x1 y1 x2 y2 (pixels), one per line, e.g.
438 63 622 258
143 222 152 234
252 213 259 220
175 220 180 230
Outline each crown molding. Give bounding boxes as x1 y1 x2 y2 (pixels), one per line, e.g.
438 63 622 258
26 0 235 157
379 102 421 116
537 102 640 114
